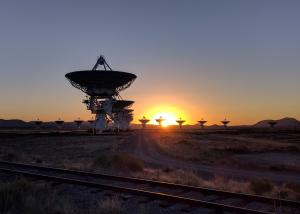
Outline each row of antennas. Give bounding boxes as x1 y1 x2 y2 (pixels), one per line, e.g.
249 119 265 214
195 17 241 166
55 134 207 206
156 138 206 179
140 117 280 128
139 116 231 128
32 118 95 129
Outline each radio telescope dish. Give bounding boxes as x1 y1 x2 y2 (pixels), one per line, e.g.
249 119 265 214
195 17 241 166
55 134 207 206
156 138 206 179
112 100 134 112
176 118 185 129
198 118 207 129
88 118 95 124
221 118 230 128
155 116 165 127
55 118 64 129
32 118 43 128
65 55 136 98
139 116 150 128
65 55 137 133
74 118 84 129
65 71 136 97
268 120 277 128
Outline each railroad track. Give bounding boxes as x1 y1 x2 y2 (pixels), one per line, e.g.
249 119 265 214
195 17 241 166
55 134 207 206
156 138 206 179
0 161 299 214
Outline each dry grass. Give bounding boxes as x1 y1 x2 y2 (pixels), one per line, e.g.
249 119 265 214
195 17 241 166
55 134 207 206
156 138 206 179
250 179 273 195
94 196 123 214
134 168 300 200
93 152 144 173
150 132 300 166
0 178 77 214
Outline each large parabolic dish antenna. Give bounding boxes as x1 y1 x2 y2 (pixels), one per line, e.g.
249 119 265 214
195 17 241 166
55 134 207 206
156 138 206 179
112 100 134 111
65 55 137 133
65 71 136 97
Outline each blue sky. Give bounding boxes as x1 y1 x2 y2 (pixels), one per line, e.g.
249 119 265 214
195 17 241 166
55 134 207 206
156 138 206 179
0 0 299 124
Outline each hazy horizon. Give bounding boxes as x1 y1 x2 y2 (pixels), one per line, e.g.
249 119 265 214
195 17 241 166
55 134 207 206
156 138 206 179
1 0 299 125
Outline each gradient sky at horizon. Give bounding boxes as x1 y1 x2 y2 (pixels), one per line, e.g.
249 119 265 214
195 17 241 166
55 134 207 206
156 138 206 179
0 0 299 125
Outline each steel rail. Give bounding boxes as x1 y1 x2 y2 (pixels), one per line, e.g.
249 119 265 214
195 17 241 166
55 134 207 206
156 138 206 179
0 167 272 214
0 161 298 209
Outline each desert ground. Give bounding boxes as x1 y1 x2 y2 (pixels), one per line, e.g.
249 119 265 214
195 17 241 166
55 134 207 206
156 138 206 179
0 128 300 213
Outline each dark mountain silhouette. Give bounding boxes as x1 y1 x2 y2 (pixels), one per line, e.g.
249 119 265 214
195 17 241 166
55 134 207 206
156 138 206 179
254 117 300 128
0 119 92 129
0 119 30 128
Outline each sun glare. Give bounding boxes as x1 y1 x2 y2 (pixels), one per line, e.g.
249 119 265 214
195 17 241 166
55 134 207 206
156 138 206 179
153 112 177 127
141 105 188 127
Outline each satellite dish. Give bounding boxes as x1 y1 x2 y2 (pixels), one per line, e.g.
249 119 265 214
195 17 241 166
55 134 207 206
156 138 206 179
139 116 150 128
155 116 165 127
112 100 134 113
176 118 185 129
54 118 64 129
32 118 43 129
221 118 230 128
65 55 137 133
198 118 207 129
268 120 277 128
88 118 94 124
74 118 84 129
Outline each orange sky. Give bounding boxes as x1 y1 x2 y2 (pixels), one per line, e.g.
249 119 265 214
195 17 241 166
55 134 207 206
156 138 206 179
0 1 300 125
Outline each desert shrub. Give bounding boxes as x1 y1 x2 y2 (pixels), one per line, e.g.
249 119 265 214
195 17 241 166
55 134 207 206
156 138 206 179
95 196 123 214
250 179 273 195
113 153 144 172
278 183 300 200
176 140 191 145
94 155 114 169
285 182 300 193
1 153 20 162
93 153 144 172
35 158 43 164
0 178 76 214
0 179 32 212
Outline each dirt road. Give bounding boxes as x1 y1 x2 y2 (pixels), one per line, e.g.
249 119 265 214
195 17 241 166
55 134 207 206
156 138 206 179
128 131 300 184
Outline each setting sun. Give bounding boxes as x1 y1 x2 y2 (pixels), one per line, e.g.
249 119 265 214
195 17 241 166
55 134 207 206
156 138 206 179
140 104 189 127
153 112 177 127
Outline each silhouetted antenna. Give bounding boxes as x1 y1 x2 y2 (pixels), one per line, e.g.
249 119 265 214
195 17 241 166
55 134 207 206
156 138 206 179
65 55 137 133
155 116 165 127
198 118 207 129
33 118 43 129
221 118 230 128
268 120 277 128
54 118 64 129
176 117 185 129
88 117 94 125
139 116 150 128
92 55 112 71
74 118 84 129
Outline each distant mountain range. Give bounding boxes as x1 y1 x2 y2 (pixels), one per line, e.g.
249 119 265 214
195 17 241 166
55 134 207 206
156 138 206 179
0 119 30 128
0 117 299 129
0 119 91 129
253 117 300 128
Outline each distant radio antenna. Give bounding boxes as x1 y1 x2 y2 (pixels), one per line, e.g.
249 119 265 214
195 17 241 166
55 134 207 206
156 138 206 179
176 118 185 129
74 118 84 129
33 118 43 129
54 118 64 129
139 116 150 128
268 120 277 128
198 118 207 129
155 116 165 127
221 118 230 128
88 117 94 125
